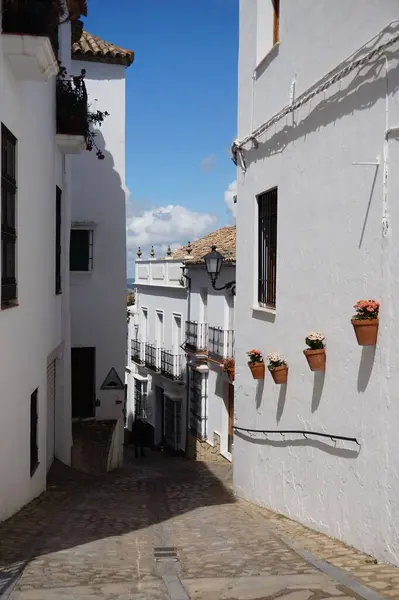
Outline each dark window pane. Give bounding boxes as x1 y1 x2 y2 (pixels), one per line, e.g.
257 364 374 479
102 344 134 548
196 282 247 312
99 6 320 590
1 124 17 305
30 389 39 476
70 229 90 271
55 187 62 293
258 188 277 308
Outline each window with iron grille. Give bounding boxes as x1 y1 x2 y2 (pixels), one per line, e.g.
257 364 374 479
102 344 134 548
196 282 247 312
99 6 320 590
70 229 93 271
55 187 62 294
30 388 39 477
1 124 17 307
258 187 277 308
134 379 148 419
190 370 208 438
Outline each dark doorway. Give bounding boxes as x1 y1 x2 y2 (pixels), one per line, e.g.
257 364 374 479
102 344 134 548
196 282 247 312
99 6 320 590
71 347 95 418
228 383 234 454
155 385 165 447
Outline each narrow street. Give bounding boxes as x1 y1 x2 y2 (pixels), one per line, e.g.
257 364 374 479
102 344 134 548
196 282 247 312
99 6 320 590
0 451 378 600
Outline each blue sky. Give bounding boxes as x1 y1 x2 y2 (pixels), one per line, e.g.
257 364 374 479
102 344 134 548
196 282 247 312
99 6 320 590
85 0 238 273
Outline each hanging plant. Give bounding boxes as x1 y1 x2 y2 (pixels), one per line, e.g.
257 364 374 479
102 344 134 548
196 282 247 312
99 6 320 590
222 358 235 381
303 332 326 372
56 66 109 159
267 352 288 384
351 300 379 346
247 349 265 380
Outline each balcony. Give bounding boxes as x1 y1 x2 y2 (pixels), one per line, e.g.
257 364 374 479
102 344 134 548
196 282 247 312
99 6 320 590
145 343 160 372
56 69 87 154
185 321 208 354
161 351 184 381
2 0 59 81
208 327 234 360
131 339 144 364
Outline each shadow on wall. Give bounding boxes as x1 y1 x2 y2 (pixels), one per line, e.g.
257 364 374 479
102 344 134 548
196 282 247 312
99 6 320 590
247 22 399 168
357 346 376 392
311 371 325 413
235 430 361 460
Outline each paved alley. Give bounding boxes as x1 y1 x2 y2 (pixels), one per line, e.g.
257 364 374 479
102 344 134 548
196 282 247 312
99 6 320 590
0 450 383 600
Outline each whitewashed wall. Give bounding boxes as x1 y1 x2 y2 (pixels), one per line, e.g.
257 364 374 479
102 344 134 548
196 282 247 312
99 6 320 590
235 0 399 564
126 277 188 450
0 14 73 522
70 60 127 431
187 265 235 460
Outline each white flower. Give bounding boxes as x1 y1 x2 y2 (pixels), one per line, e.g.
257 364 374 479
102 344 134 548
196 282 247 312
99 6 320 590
266 352 287 365
306 332 324 342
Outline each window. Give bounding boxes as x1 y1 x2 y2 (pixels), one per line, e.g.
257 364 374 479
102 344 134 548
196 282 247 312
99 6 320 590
273 0 280 45
190 370 208 439
156 310 164 347
70 229 93 271
134 379 147 419
258 187 277 308
141 308 148 342
1 124 17 306
30 388 39 476
55 187 62 293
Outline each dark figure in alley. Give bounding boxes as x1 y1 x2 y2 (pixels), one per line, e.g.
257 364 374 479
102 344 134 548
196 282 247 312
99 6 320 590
131 417 146 458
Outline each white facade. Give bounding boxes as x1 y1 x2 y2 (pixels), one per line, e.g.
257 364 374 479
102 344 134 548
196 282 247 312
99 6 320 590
235 0 399 565
0 7 76 522
70 58 128 466
185 265 235 462
126 259 188 452
126 248 235 462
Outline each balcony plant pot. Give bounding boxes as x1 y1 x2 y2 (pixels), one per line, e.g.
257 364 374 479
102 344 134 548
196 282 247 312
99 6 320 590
351 318 379 346
268 365 288 384
227 369 235 382
248 362 264 380
303 348 326 372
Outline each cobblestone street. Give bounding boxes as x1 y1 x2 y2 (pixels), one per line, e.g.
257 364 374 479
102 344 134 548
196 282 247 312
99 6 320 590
0 450 389 600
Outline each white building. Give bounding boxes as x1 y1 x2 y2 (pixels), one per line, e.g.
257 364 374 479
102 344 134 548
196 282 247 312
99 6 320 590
127 226 236 463
70 32 133 469
234 0 399 565
0 0 131 522
127 254 188 452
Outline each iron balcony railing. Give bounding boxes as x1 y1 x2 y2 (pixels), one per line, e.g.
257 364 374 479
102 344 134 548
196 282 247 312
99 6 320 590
145 343 160 371
161 350 184 381
185 321 208 353
131 339 144 364
208 326 234 360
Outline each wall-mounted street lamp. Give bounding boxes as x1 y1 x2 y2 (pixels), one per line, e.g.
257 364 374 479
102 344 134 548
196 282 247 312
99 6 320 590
203 245 236 295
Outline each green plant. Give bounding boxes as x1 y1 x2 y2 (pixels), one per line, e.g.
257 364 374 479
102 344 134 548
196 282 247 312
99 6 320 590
305 332 325 350
56 66 109 159
266 352 287 370
247 349 263 364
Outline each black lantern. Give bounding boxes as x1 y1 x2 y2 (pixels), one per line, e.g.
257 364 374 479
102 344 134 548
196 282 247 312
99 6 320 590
203 245 224 285
202 245 236 295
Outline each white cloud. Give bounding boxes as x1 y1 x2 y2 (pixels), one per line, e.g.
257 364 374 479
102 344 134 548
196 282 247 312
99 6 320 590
126 204 217 270
224 180 237 219
201 153 217 172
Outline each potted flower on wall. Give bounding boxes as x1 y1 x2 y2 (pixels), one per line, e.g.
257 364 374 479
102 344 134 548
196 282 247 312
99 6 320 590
247 349 265 379
222 359 235 382
303 332 326 372
267 352 288 384
351 300 380 346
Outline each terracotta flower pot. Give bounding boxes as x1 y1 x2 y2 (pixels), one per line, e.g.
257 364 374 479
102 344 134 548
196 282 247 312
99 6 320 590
303 348 326 372
268 365 288 384
227 369 235 382
248 362 265 380
351 318 379 346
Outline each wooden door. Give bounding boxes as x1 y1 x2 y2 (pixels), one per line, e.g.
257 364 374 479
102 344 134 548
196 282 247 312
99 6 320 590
228 383 234 454
71 347 96 418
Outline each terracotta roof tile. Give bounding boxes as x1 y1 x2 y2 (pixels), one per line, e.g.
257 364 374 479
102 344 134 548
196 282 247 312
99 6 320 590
172 225 236 264
72 31 134 67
